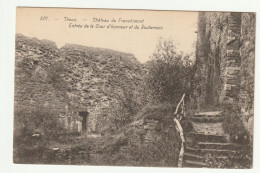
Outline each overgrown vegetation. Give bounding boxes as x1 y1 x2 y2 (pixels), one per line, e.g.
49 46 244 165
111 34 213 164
14 35 195 166
200 103 252 169
14 104 66 143
205 148 252 168
102 71 142 134
144 38 194 104
222 103 250 144
16 31 255 168
14 104 182 167
47 63 68 90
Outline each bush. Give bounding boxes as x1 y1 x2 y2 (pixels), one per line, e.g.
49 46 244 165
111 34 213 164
33 105 65 138
14 104 65 142
211 103 253 168
144 38 193 104
111 104 181 167
222 104 249 144
47 62 67 90
205 148 252 168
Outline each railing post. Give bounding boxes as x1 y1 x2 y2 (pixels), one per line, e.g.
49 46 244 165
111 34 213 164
173 93 186 167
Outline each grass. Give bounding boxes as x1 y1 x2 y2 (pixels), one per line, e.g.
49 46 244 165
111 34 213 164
14 103 182 167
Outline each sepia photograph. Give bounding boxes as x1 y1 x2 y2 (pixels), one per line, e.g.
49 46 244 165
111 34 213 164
13 7 255 169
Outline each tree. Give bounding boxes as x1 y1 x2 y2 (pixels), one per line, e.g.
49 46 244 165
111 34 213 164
145 38 193 104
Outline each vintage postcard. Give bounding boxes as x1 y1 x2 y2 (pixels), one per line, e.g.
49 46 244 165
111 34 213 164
14 7 255 168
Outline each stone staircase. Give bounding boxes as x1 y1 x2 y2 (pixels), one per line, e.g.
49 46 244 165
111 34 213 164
183 111 242 168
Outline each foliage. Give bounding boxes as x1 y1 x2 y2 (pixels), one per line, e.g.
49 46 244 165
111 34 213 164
86 104 182 167
102 70 142 133
205 147 252 168
109 138 180 167
14 104 65 141
14 145 91 164
47 62 67 90
222 103 250 144
144 38 194 104
14 104 183 166
207 103 253 168
33 105 65 138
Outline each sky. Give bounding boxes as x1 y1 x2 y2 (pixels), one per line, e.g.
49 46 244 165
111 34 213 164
16 8 198 63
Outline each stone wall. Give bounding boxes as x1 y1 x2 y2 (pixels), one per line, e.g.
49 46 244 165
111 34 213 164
14 34 69 136
15 34 66 114
192 12 255 135
239 13 255 134
128 118 163 146
193 12 255 105
223 13 242 102
192 12 229 108
59 43 143 134
14 34 143 136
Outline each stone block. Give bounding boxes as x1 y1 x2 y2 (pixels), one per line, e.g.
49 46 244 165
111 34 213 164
225 67 240 76
227 41 240 49
226 49 240 56
132 119 144 126
227 36 236 44
228 16 241 24
225 89 240 98
226 60 238 67
227 30 240 37
226 78 240 85
224 84 232 91
226 57 241 65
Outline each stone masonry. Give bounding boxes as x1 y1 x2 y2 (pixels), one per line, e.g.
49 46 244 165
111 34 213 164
223 13 242 102
184 111 246 168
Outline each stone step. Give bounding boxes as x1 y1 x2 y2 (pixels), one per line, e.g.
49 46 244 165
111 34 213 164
184 152 205 162
189 116 223 123
191 122 225 136
186 146 237 156
197 142 243 150
184 151 229 161
184 160 207 168
187 132 228 143
193 111 222 117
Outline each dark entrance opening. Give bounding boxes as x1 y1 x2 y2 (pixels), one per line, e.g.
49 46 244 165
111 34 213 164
78 111 89 133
